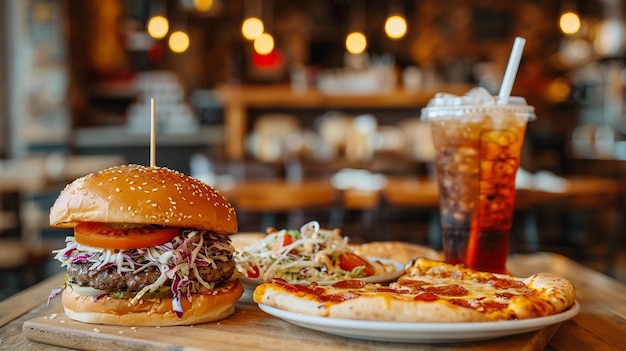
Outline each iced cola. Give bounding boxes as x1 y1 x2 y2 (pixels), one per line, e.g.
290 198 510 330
421 88 535 274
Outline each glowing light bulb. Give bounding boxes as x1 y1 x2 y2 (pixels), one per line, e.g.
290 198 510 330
169 31 190 53
254 32 274 55
242 17 264 40
147 16 169 39
385 15 407 39
194 0 214 12
559 11 581 35
346 32 367 54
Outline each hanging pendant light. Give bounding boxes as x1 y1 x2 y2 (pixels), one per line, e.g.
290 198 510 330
242 0 265 41
194 0 214 12
559 11 581 35
346 32 367 54
384 0 407 39
147 15 169 39
254 32 274 54
168 31 190 53
242 17 264 40
345 1 367 54
385 15 407 39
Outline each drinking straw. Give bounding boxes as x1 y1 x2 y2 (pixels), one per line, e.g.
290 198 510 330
498 37 526 105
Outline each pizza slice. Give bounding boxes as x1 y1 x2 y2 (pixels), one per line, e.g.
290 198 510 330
253 257 576 323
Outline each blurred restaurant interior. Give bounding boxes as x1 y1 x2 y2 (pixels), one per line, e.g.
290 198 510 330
2 0 626 299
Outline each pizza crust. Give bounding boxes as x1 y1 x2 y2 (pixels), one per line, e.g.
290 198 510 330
523 272 576 314
254 284 324 316
254 284 489 322
350 241 442 265
323 295 489 322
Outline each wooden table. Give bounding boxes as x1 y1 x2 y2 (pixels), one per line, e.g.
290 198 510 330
0 251 624 350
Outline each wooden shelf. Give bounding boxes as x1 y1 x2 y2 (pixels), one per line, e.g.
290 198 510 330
215 84 472 159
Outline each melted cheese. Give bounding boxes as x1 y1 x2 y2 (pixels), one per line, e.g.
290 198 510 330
257 257 559 321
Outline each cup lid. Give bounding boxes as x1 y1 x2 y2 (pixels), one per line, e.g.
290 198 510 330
420 94 536 121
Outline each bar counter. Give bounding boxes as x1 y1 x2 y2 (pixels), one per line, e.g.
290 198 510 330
1 250 625 350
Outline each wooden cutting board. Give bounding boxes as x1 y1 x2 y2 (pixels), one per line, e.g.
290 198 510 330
23 300 561 351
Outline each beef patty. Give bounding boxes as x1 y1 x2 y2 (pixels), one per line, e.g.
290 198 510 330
68 259 236 292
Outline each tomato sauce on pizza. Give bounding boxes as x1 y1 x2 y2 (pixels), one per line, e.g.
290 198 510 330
253 257 576 323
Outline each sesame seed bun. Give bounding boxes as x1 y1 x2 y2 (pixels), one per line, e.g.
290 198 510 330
62 280 244 326
49 164 237 234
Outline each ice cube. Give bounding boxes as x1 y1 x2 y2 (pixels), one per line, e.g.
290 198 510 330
434 92 460 99
463 87 495 105
430 92 463 107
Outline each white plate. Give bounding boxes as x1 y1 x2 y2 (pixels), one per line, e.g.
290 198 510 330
258 301 580 343
239 258 405 303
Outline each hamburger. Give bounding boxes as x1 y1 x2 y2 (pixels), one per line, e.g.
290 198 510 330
48 164 243 326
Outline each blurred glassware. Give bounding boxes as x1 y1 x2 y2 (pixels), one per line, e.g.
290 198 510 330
315 112 352 160
125 71 199 134
398 118 435 162
402 66 423 92
247 113 300 162
345 114 377 163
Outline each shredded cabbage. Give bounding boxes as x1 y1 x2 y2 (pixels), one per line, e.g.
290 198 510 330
50 229 235 317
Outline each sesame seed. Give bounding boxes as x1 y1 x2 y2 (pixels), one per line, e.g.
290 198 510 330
115 188 120 192
130 186 135 191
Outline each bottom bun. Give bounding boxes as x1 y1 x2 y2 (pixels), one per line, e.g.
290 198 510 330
62 280 244 326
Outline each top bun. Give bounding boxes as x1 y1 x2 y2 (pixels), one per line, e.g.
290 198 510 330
50 164 237 234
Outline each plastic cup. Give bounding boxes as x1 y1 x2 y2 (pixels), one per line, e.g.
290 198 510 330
421 89 535 273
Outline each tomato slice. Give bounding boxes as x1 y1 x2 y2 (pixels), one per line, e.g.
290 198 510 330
272 232 294 250
246 265 260 278
339 252 376 276
74 222 181 250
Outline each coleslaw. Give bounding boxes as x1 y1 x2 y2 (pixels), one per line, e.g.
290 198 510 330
49 229 235 318
234 220 396 284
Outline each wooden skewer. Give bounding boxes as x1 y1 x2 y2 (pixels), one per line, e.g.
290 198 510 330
150 98 156 167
